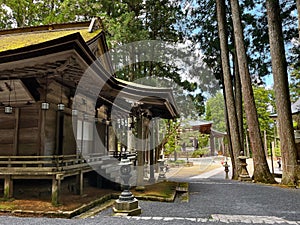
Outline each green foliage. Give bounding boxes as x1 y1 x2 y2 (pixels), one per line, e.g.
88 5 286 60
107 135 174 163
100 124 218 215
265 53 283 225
289 62 300 103
0 0 208 117
164 120 181 157
274 146 281 157
192 148 209 157
164 119 211 157
205 91 226 132
178 130 195 148
244 85 276 154
197 133 210 149
185 0 298 85
268 144 281 157
252 86 275 133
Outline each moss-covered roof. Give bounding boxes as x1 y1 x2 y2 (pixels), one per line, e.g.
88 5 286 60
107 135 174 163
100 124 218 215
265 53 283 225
115 78 170 90
0 24 101 53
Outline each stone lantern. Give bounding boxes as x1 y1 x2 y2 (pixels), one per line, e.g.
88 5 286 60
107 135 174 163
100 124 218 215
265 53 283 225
113 154 141 216
238 152 252 181
223 161 230 179
157 157 166 181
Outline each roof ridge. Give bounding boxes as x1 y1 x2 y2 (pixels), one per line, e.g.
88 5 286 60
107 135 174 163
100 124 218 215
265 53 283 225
0 21 91 36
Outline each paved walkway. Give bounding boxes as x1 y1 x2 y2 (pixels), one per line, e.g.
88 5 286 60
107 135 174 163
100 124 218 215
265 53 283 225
165 156 231 180
167 157 282 180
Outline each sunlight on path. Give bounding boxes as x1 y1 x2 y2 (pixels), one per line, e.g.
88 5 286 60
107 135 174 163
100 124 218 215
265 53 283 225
166 157 226 179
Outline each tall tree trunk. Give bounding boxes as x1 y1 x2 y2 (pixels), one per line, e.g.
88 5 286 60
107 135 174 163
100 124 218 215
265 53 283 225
222 81 236 178
297 0 300 39
266 0 299 185
230 0 276 183
233 51 244 153
216 0 242 179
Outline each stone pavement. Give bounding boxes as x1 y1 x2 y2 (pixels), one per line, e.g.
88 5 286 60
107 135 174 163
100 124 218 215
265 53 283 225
0 158 298 225
165 156 229 179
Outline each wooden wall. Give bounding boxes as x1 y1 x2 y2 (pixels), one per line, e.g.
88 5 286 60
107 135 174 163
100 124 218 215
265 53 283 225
42 80 76 156
18 107 40 155
0 79 78 157
0 110 17 155
94 123 107 155
63 113 76 155
0 105 40 156
43 107 57 156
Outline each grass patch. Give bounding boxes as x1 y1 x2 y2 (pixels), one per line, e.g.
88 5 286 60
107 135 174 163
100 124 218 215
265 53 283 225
131 181 177 200
0 202 16 210
180 193 189 202
178 182 189 189
168 160 186 167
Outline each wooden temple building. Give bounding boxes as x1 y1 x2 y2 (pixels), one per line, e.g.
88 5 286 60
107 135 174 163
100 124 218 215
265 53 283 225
0 19 179 205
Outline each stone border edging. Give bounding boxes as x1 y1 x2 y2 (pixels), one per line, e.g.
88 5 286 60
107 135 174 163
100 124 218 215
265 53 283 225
0 182 184 218
0 194 117 218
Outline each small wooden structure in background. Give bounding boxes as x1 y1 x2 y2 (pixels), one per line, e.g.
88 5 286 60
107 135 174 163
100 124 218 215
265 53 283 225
183 120 227 156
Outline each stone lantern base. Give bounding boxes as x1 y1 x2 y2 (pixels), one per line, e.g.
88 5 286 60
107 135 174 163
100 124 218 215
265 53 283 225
114 154 142 216
238 156 252 182
113 198 142 216
157 159 166 181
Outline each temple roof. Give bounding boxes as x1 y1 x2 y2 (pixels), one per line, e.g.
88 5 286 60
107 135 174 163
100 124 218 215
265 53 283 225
0 19 179 119
270 98 300 118
0 21 102 53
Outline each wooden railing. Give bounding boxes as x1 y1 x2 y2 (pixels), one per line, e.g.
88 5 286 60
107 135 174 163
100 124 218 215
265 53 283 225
0 154 105 174
0 152 137 175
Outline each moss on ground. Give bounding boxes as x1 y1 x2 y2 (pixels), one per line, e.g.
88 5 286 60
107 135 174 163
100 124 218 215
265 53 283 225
132 181 178 200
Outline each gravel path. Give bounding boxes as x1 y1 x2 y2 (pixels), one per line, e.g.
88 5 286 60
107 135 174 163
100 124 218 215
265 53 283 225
0 159 299 225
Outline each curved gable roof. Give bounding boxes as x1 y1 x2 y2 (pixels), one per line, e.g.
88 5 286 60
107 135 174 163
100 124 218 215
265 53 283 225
0 20 179 119
0 21 102 53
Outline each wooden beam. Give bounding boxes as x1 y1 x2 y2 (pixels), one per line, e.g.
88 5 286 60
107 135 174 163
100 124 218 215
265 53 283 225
39 108 44 156
4 175 13 199
51 175 61 206
13 108 20 156
76 171 84 195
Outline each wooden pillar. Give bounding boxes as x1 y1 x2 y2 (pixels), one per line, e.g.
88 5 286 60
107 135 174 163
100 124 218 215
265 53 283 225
149 119 155 183
108 126 117 156
13 108 20 156
128 129 133 152
52 175 61 206
155 121 160 172
76 171 84 195
136 116 145 190
56 111 64 155
72 113 79 156
106 122 109 154
210 133 215 156
4 175 13 199
95 122 106 155
143 134 150 181
40 107 46 156
127 118 133 153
